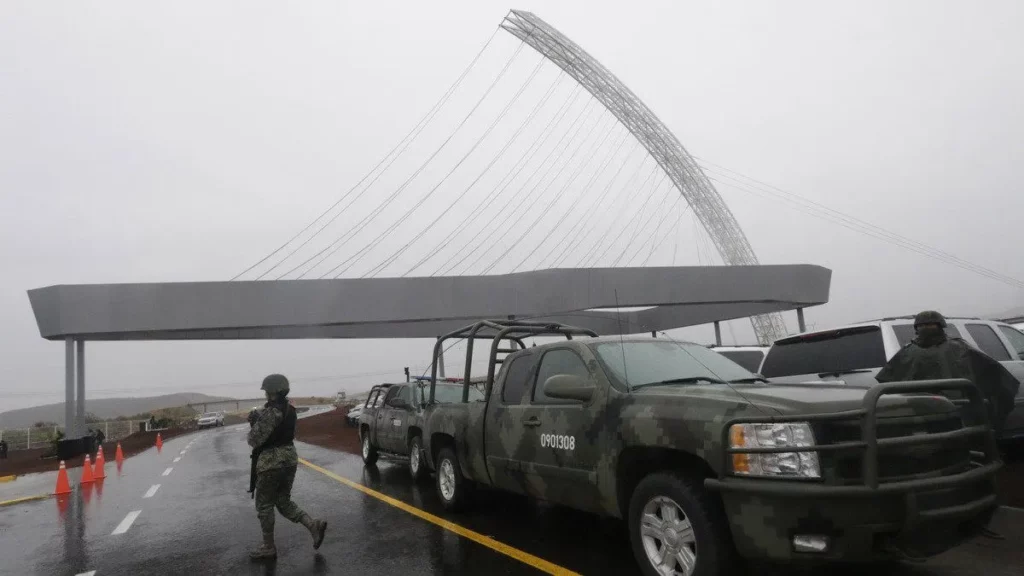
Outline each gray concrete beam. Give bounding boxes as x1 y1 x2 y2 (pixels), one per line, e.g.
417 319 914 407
27 266 831 341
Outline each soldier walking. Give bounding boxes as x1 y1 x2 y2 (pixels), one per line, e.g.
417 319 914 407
247 374 328 560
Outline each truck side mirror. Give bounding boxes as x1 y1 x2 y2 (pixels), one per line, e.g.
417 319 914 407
543 374 595 402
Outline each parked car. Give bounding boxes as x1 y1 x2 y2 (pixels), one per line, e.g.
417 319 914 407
345 404 364 427
359 378 484 480
759 315 1024 443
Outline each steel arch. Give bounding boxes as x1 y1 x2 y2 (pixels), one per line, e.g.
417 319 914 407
500 10 788 343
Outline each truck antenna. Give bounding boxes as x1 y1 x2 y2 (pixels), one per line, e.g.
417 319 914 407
615 289 630 390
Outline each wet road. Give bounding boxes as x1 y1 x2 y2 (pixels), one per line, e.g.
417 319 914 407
1 425 1022 575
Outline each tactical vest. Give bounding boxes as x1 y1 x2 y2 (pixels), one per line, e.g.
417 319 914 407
260 403 297 450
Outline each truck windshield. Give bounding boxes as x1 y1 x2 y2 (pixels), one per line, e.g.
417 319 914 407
591 341 753 389
716 350 765 373
760 326 886 378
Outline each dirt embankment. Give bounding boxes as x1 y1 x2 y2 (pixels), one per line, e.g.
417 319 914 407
290 408 1024 508
0 427 198 477
294 407 361 456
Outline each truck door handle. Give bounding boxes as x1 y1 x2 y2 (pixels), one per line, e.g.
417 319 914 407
522 417 541 428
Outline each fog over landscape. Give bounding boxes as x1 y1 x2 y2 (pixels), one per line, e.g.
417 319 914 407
2 0 1022 414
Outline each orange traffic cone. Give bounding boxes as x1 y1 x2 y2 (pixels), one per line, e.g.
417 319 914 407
156 433 163 449
54 461 72 495
80 454 95 484
94 446 106 479
115 442 124 464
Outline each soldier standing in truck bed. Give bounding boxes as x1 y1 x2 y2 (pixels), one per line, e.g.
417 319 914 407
875 310 1019 539
246 373 328 560
876 310 1019 435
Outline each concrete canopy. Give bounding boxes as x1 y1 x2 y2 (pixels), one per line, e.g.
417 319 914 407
27 266 831 341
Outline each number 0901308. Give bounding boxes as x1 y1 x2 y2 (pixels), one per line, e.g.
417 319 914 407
540 434 575 450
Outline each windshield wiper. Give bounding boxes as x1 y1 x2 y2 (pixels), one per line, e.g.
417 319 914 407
816 368 874 378
632 376 727 390
729 376 769 383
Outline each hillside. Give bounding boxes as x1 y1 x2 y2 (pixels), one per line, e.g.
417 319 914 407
0 393 233 429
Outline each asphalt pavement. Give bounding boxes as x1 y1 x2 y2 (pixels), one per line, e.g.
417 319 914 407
1 425 1022 575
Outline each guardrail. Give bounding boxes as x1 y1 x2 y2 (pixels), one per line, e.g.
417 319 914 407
0 420 148 452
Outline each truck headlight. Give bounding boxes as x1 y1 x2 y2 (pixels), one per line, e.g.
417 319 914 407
729 423 820 479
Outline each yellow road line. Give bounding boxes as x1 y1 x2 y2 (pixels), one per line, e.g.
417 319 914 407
299 458 580 576
0 494 51 507
0 475 17 483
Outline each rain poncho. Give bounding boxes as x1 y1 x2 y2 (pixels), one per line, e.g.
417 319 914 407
876 331 1019 434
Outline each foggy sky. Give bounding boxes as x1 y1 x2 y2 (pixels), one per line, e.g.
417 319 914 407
2 1 1023 414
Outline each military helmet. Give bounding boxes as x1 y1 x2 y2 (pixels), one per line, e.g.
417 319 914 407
261 373 290 394
913 310 947 328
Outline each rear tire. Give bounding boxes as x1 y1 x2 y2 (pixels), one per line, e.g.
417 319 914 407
628 472 736 576
409 436 428 482
361 431 378 466
435 446 471 512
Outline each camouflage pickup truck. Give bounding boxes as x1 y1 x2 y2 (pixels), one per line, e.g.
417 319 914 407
419 320 1002 576
359 379 484 480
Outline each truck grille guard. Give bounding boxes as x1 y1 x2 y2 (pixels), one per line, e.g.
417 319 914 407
713 379 1001 496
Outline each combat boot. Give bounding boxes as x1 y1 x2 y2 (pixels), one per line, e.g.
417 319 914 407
249 532 277 560
300 514 328 550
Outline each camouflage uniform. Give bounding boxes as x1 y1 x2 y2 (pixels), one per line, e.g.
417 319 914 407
247 374 327 560
249 405 299 473
876 311 1020 435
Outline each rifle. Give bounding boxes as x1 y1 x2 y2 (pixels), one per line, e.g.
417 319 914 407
248 446 262 499
246 405 265 499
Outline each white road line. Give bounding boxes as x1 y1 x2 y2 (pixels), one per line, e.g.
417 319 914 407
111 510 141 535
173 457 181 463
143 484 160 499
162 467 173 476
75 572 96 576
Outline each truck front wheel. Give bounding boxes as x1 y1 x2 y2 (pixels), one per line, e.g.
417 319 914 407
435 446 471 511
628 472 735 576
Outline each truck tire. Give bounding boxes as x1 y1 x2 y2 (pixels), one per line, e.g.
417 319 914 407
409 436 428 483
435 446 471 511
628 472 736 576
361 431 378 466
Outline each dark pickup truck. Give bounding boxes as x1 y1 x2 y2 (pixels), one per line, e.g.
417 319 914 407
418 320 1002 576
359 379 483 480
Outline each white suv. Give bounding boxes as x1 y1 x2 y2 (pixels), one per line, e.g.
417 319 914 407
759 316 1024 442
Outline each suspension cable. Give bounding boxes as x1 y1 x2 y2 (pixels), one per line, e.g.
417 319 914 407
325 53 550 279
231 27 500 281
402 83 585 277
278 42 528 280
